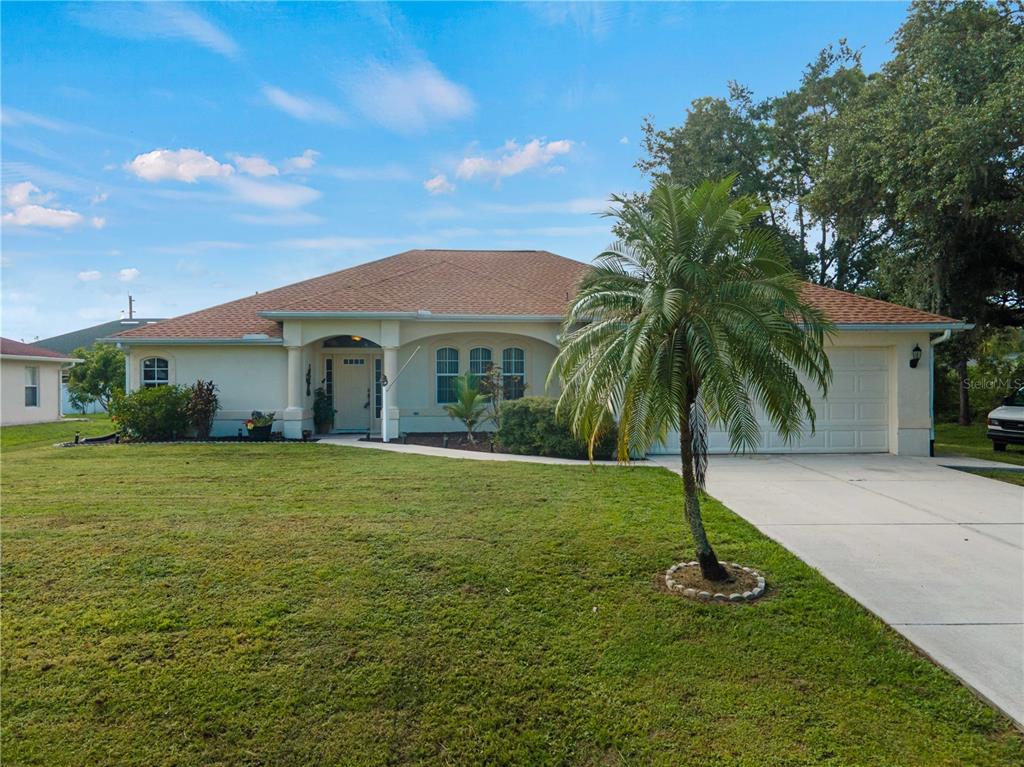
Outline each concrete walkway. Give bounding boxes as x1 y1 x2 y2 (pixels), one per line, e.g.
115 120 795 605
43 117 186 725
651 453 1024 728
318 434 653 467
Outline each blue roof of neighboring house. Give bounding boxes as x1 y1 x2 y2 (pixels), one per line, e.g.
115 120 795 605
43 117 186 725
35 318 165 355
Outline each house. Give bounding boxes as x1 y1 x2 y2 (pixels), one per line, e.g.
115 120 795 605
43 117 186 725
36 317 165 414
108 249 967 456
1 338 82 425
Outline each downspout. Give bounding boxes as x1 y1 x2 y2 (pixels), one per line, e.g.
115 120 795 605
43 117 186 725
929 330 952 456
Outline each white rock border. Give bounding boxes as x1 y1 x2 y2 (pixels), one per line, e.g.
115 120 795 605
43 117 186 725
664 561 766 602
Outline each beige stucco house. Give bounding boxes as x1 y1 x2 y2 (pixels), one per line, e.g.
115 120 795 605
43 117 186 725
0 338 81 425
109 249 967 456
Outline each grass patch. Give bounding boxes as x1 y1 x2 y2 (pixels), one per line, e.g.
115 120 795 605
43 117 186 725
3 425 1022 765
933 421 1024 466
0 414 113 453
971 469 1024 487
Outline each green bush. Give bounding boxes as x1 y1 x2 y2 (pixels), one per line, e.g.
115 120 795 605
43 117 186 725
497 396 617 460
110 385 192 441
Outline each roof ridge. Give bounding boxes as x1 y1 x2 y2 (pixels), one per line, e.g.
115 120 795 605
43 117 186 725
439 255 578 303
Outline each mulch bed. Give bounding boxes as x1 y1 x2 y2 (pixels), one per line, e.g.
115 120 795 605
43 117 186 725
657 562 766 602
362 432 505 454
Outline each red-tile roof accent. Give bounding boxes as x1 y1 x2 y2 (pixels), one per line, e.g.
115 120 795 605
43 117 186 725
0 337 78 359
112 249 964 341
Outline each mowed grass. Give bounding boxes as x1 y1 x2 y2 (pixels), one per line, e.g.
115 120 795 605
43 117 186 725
934 421 1024 466
0 414 114 453
2 433 1022 766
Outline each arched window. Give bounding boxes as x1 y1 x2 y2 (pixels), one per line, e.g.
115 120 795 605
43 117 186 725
469 347 492 378
141 357 169 388
502 347 525 400
436 347 459 403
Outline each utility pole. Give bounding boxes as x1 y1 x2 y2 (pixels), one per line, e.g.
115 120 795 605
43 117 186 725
128 294 134 319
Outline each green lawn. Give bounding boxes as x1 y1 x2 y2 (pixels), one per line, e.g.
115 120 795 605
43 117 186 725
934 421 1024 466
973 469 1024 487
3 426 1022 766
0 414 114 453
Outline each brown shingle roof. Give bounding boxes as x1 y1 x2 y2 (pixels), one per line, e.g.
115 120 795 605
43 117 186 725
112 249 964 342
1 337 78 360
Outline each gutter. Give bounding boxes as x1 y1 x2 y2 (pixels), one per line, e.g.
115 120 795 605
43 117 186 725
1 354 83 363
257 311 565 323
100 337 284 347
832 322 972 332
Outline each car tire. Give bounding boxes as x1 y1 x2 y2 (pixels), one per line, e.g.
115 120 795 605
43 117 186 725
994 442 1008 452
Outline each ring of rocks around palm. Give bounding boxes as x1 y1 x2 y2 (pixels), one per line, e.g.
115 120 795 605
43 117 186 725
664 561 766 602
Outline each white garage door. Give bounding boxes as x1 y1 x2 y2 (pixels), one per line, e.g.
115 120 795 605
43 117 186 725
649 347 890 454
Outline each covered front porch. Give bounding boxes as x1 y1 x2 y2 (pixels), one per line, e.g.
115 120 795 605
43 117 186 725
277 316 562 440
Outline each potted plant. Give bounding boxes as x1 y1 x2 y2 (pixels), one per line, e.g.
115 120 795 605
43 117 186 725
313 387 335 434
246 410 275 441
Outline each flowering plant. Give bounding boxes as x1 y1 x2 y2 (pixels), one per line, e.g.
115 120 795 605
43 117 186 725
246 411 275 429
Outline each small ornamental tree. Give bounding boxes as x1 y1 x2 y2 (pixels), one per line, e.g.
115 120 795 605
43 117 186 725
66 343 125 412
110 385 191 442
443 372 491 444
186 380 219 439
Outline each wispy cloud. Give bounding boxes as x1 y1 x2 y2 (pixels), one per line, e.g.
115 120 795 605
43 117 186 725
283 149 320 172
72 3 240 59
231 154 279 177
344 61 474 133
234 211 323 227
479 197 607 215
456 139 573 181
262 86 346 125
423 174 455 195
118 267 140 282
223 176 321 210
78 270 102 282
528 2 616 40
126 149 234 183
0 107 72 132
330 164 410 181
277 235 412 251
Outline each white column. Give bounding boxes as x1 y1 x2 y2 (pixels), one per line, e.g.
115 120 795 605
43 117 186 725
284 345 304 439
383 346 399 440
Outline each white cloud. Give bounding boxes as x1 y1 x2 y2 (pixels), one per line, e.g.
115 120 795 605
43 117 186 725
90 216 106 229
90 191 109 204
284 149 320 172
118 268 140 282
619 136 630 145
423 174 455 195
78 270 102 282
456 139 573 181
262 85 346 124
73 3 240 59
345 61 474 133
222 176 320 210
3 204 83 229
3 182 48 208
127 148 234 183
231 154 279 177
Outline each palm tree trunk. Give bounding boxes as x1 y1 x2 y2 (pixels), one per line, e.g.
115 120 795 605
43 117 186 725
679 415 730 582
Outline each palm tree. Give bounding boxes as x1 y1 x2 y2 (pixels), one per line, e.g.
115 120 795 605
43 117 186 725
443 372 491 444
552 178 833 581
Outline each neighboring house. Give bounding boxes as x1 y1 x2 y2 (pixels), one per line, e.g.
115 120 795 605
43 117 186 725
36 317 164 414
0 338 81 425
108 248 967 456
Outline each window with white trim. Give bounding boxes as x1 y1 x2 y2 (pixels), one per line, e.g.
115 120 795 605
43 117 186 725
469 347 492 378
141 357 169 388
502 347 526 400
436 347 459 404
24 366 39 407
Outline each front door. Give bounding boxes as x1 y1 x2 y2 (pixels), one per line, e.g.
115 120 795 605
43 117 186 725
334 356 371 431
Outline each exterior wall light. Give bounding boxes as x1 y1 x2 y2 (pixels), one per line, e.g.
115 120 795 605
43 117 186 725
910 344 922 369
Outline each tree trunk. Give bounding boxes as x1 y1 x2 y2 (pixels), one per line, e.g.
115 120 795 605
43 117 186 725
679 413 730 582
957 357 972 426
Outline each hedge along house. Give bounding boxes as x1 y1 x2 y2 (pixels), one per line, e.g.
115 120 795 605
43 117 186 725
109 249 967 456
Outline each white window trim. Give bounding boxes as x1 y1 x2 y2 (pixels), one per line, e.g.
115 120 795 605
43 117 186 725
502 346 527 400
435 346 460 404
141 356 172 388
24 366 39 408
468 346 494 377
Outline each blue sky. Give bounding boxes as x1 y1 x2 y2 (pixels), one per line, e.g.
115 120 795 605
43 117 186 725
1 1 909 340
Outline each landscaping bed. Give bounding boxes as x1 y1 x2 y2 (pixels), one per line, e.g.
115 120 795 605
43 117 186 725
3 421 1022 765
363 431 500 453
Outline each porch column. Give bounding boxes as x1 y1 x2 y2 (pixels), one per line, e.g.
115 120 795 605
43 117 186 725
284 345 304 439
383 346 399 440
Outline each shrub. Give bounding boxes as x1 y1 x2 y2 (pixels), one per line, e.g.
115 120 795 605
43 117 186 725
110 385 192 441
443 372 491 443
497 396 617 460
186 380 219 439
313 387 335 432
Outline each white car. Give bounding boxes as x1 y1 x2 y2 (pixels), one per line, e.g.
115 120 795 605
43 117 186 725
987 386 1024 451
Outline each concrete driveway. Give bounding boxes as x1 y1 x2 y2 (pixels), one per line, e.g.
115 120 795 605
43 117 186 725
651 452 1024 728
